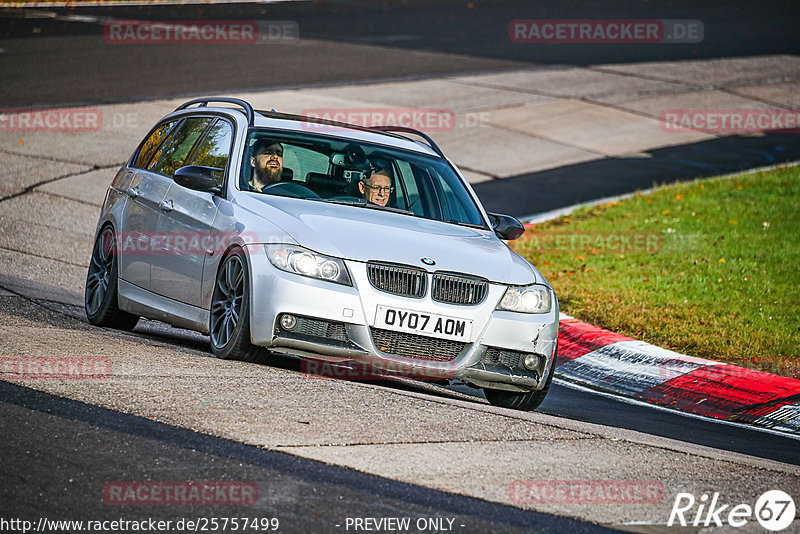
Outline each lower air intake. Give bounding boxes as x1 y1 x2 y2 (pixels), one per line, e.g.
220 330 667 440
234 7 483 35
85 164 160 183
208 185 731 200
371 328 466 362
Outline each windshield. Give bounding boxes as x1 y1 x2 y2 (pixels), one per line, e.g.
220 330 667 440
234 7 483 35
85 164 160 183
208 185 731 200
239 129 487 228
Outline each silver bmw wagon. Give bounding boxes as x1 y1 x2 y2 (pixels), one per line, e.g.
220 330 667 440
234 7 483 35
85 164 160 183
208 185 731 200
85 98 558 411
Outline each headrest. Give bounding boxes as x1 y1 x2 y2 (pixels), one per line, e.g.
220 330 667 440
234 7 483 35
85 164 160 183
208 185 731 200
306 172 345 187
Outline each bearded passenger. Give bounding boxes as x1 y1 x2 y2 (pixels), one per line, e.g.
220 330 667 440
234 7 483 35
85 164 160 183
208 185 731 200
249 140 284 191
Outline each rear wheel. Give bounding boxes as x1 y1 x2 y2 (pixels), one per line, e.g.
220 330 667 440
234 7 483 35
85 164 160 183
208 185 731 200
483 360 555 411
85 226 139 330
209 249 263 362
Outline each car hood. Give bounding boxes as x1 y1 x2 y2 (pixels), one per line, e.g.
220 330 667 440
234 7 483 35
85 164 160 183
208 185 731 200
240 194 543 285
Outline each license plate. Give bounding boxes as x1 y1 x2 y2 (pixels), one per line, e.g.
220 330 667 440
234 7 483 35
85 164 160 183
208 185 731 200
374 305 472 342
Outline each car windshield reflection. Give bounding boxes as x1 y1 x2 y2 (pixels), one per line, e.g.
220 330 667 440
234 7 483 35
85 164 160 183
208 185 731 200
240 130 487 229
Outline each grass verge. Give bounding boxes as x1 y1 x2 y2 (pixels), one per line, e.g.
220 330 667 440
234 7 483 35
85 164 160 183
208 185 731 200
513 164 800 378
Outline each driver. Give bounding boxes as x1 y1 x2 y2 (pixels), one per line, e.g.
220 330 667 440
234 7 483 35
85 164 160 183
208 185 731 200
358 166 393 207
249 140 284 191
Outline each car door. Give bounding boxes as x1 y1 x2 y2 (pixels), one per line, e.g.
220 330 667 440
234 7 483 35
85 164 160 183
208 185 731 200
151 117 233 307
116 119 178 290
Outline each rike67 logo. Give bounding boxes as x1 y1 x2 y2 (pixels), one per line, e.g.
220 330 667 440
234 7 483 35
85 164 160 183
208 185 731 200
668 490 795 531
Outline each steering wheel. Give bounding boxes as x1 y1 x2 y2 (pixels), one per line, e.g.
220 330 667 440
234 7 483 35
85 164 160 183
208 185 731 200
261 182 320 199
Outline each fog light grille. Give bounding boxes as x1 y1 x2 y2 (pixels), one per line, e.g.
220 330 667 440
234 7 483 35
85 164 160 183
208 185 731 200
282 316 348 341
482 347 524 368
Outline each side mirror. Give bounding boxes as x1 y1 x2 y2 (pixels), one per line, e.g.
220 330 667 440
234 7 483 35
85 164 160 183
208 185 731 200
488 212 525 241
174 166 222 194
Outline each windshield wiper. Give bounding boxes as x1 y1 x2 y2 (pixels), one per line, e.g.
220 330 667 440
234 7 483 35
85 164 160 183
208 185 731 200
363 203 414 215
308 197 368 206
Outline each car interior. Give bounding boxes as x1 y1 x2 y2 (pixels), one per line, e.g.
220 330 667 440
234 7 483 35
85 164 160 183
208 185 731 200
241 137 398 204
239 131 486 229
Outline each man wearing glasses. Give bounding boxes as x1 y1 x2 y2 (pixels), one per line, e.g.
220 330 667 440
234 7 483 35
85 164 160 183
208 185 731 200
358 165 393 207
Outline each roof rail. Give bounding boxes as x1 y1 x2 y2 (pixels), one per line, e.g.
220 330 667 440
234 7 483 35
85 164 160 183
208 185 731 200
176 98 255 126
253 110 446 158
255 109 396 138
369 126 445 158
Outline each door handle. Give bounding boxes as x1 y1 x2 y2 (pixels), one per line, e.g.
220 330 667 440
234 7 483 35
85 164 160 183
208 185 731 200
126 186 140 199
160 199 174 212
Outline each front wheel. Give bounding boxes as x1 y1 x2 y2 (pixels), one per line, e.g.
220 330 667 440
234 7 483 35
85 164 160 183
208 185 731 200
483 360 555 411
209 249 263 362
85 226 140 330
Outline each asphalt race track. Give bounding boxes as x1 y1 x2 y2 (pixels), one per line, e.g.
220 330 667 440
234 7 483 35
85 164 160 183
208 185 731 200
2 285 798 532
2 0 800 107
0 380 613 534
1 1 799 532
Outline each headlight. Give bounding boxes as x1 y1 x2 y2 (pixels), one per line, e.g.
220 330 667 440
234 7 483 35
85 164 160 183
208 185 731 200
265 245 352 286
497 284 551 314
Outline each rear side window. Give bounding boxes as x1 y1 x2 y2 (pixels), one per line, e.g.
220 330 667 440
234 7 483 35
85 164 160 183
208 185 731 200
133 120 176 169
148 117 213 177
190 119 234 187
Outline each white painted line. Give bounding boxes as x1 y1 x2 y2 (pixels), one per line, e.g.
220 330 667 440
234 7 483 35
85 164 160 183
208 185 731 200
557 340 719 396
58 14 107 24
553 377 800 441
620 522 674 527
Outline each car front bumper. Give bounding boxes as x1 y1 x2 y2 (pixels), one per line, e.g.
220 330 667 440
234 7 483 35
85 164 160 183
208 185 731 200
247 247 558 392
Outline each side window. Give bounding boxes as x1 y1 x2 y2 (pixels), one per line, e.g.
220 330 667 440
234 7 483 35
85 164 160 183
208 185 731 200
133 120 176 169
189 120 233 187
394 160 420 214
410 165 442 220
438 177 468 222
148 117 213 177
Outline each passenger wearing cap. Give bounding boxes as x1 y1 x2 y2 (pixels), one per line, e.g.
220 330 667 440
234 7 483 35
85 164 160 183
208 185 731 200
249 140 284 192
358 165 393 207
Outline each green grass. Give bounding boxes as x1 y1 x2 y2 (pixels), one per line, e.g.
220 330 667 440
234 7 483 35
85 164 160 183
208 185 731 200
513 164 800 378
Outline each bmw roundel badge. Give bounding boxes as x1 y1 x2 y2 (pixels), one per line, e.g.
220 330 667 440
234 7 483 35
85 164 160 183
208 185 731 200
421 258 436 266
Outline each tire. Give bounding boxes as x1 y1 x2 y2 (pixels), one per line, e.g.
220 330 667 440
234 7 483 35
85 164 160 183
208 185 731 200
85 226 140 330
483 359 555 411
209 249 264 362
